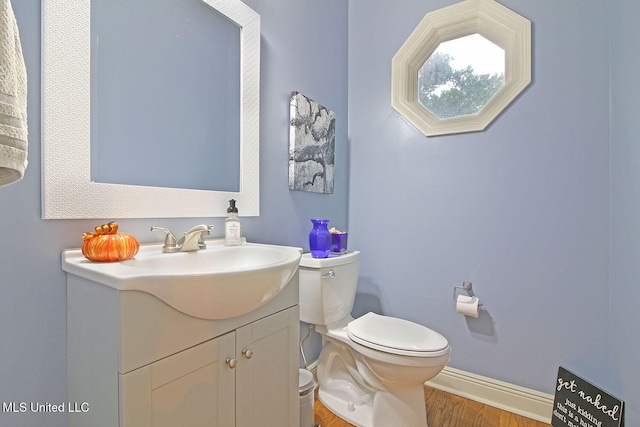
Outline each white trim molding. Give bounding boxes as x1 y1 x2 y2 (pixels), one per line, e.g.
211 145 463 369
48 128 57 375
426 366 554 424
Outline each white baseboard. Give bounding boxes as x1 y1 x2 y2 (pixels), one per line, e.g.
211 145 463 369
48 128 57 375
307 362 553 424
426 366 554 424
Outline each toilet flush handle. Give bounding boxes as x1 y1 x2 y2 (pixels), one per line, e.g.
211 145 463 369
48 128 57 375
321 270 335 279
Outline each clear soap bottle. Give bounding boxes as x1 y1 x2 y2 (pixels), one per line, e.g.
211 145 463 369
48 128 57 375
224 199 242 246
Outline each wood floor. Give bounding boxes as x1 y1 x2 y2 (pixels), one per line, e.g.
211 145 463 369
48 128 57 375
314 385 551 427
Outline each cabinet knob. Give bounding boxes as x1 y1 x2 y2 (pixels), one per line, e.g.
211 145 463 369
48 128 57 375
242 349 254 359
225 358 237 369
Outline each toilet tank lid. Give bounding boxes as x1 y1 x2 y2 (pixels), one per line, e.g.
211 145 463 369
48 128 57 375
299 251 360 268
347 312 449 353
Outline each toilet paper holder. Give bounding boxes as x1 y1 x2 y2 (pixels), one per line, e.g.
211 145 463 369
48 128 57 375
453 281 483 306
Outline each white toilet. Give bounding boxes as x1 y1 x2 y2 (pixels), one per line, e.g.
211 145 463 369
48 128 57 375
299 251 451 427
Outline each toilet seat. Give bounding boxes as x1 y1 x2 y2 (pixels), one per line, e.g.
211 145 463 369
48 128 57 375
347 312 449 357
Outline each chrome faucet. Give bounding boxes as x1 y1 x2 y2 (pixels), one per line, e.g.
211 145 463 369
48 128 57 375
178 224 213 251
151 224 213 253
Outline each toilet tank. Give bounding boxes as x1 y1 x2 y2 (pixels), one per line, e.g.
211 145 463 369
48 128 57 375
298 251 361 325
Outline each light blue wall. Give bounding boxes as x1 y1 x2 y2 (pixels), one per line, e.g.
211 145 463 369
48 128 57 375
610 0 640 424
4 0 640 425
349 0 640 424
348 0 611 401
1 1 347 426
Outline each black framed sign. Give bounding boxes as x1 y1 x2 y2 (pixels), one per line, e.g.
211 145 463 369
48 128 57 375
552 366 624 427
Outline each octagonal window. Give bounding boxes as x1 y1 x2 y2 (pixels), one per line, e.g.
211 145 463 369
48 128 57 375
417 34 505 120
391 0 531 137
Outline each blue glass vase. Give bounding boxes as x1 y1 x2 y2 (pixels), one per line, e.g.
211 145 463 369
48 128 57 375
309 219 332 258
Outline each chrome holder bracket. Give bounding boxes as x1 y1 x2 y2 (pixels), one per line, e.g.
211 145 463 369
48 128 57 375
453 281 483 306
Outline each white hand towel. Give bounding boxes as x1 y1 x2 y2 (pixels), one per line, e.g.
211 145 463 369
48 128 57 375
0 0 28 187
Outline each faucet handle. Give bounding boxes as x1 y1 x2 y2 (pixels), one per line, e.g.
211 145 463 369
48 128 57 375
205 225 214 236
150 226 178 253
198 225 214 249
192 224 214 249
185 224 214 234
202 224 214 235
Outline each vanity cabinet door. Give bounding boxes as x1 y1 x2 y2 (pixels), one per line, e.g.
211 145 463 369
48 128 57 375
235 307 299 427
120 331 236 427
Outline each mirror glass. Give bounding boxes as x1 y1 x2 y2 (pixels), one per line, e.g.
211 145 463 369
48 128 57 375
417 34 505 120
42 0 260 219
91 0 241 191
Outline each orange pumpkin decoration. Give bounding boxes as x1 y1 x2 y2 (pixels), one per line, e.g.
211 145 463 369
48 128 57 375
82 222 139 262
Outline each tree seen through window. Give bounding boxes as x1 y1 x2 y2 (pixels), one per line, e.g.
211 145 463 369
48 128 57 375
417 35 505 120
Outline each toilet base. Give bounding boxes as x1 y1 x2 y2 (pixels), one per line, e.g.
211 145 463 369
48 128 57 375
318 384 429 427
315 327 444 427
319 387 373 427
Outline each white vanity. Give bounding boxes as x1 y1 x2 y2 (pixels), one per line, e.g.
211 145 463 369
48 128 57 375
63 241 302 427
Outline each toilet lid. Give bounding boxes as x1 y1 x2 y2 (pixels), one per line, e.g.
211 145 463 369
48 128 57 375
347 312 449 355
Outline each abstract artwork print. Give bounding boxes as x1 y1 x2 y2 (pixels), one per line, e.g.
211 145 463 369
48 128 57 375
289 92 335 194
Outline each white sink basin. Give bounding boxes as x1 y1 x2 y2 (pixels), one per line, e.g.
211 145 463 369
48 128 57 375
62 241 302 320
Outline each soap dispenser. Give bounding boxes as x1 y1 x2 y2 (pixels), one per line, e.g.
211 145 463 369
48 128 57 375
224 199 242 246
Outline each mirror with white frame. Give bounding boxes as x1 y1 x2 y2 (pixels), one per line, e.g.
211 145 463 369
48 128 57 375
392 0 531 137
42 0 260 219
